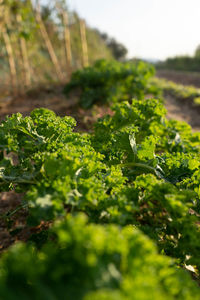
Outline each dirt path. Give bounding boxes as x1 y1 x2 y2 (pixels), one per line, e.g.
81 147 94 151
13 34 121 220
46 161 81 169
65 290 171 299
156 69 200 132
0 83 200 132
157 70 200 88
0 85 76 120
165 94 200 132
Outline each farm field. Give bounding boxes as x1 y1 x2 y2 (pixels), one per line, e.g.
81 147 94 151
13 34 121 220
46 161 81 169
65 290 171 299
157 69 200 88
1 70 200 132
0 59 200 299
0 1 200 299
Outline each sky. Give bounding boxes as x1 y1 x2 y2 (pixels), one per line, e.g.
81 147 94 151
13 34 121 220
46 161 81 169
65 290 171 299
42 0 200 60
64 0 200 60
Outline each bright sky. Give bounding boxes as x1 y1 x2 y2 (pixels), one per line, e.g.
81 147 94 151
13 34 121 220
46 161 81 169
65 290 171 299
66 0 200 60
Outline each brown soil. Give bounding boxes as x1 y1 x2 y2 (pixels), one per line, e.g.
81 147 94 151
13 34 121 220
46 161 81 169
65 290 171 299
0 84 112 131
0 84 78 122
0 192 25 252
156 70 200 131
157 69 200 88
165 94 200 132
0 192 49 253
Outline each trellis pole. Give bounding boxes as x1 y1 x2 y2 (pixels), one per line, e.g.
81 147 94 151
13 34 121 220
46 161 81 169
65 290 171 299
79 19 89 68
16 13 31 90
2 27 18 95
35 0 64 81
56 1 72 80
0 0 18 95
62 10 72 79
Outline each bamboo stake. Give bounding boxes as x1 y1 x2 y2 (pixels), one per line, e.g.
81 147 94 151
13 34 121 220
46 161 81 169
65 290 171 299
55 1 72 80
79 19 89 68
0 0 18 95
35 0 64 81
16 13 31 89
2 26 18 96
62 10 72 79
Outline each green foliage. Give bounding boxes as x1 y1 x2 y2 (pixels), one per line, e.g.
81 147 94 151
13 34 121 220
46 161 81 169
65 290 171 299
156 55 200 72
0 214 199 300
86 28 113 64
0 0 36 39
64 59 160 108
157 43 200 72
0 1 114 88
151 77 200 107
0 108 125 225
1 70 200 297
98 31 128 60
91 99 200 271
194 45 200 58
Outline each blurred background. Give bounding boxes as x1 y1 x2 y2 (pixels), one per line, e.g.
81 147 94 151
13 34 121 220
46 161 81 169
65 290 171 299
1 0 200 95
1 0 200 129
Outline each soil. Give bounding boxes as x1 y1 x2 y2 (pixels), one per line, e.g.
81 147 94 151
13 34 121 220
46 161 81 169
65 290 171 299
0 77 199 253
0 192 49 252
164 94 200 132
0 84 112 132
0 84 80 124
156 69 200 131
157 69 200 88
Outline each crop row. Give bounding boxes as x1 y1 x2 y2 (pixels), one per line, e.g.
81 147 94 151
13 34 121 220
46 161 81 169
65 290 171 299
0 61 199 299
151 77 200 106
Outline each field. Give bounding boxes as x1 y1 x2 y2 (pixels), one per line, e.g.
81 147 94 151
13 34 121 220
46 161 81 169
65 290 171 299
1 65 200 131
157 69 200 87
0 59 200 299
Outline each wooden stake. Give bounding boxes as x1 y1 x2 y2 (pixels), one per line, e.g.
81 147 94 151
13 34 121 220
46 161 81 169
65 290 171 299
35 0 64 81
55 1 72 80
16 13 31 89
0 0 18 95
79 19 89 68
2 26 18 96
62 10 73 80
